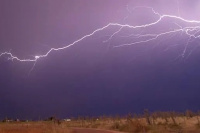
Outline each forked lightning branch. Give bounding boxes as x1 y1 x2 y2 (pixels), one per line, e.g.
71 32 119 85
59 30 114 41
1 7 200 64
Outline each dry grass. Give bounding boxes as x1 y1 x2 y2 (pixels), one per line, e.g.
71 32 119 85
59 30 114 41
1 113 200 133
65 115 200 133
0 121 71 133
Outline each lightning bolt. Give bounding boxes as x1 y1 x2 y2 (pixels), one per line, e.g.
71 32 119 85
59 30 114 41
1 6 200 70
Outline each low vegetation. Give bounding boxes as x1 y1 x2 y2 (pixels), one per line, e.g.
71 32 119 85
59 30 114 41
0 121 71 133
1 110 200 133
66 110 200 133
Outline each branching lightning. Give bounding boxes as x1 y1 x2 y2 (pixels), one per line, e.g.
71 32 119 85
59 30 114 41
1 6 200 70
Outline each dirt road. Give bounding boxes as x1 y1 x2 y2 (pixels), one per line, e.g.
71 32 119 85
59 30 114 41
70 128 123 133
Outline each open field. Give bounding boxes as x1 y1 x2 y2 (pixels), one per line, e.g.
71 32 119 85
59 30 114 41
66 111 200 133
0 122 122 133
66 116 200 133
0 121 71 133
1 111 200 133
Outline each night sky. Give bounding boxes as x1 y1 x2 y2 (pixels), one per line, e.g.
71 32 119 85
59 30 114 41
1 0 200 120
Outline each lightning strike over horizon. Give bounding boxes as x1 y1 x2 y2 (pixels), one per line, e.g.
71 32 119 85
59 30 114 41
1 6 200 68
2 1 200 121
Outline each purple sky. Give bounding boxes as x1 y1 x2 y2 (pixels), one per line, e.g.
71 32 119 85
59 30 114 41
1 0 200 119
